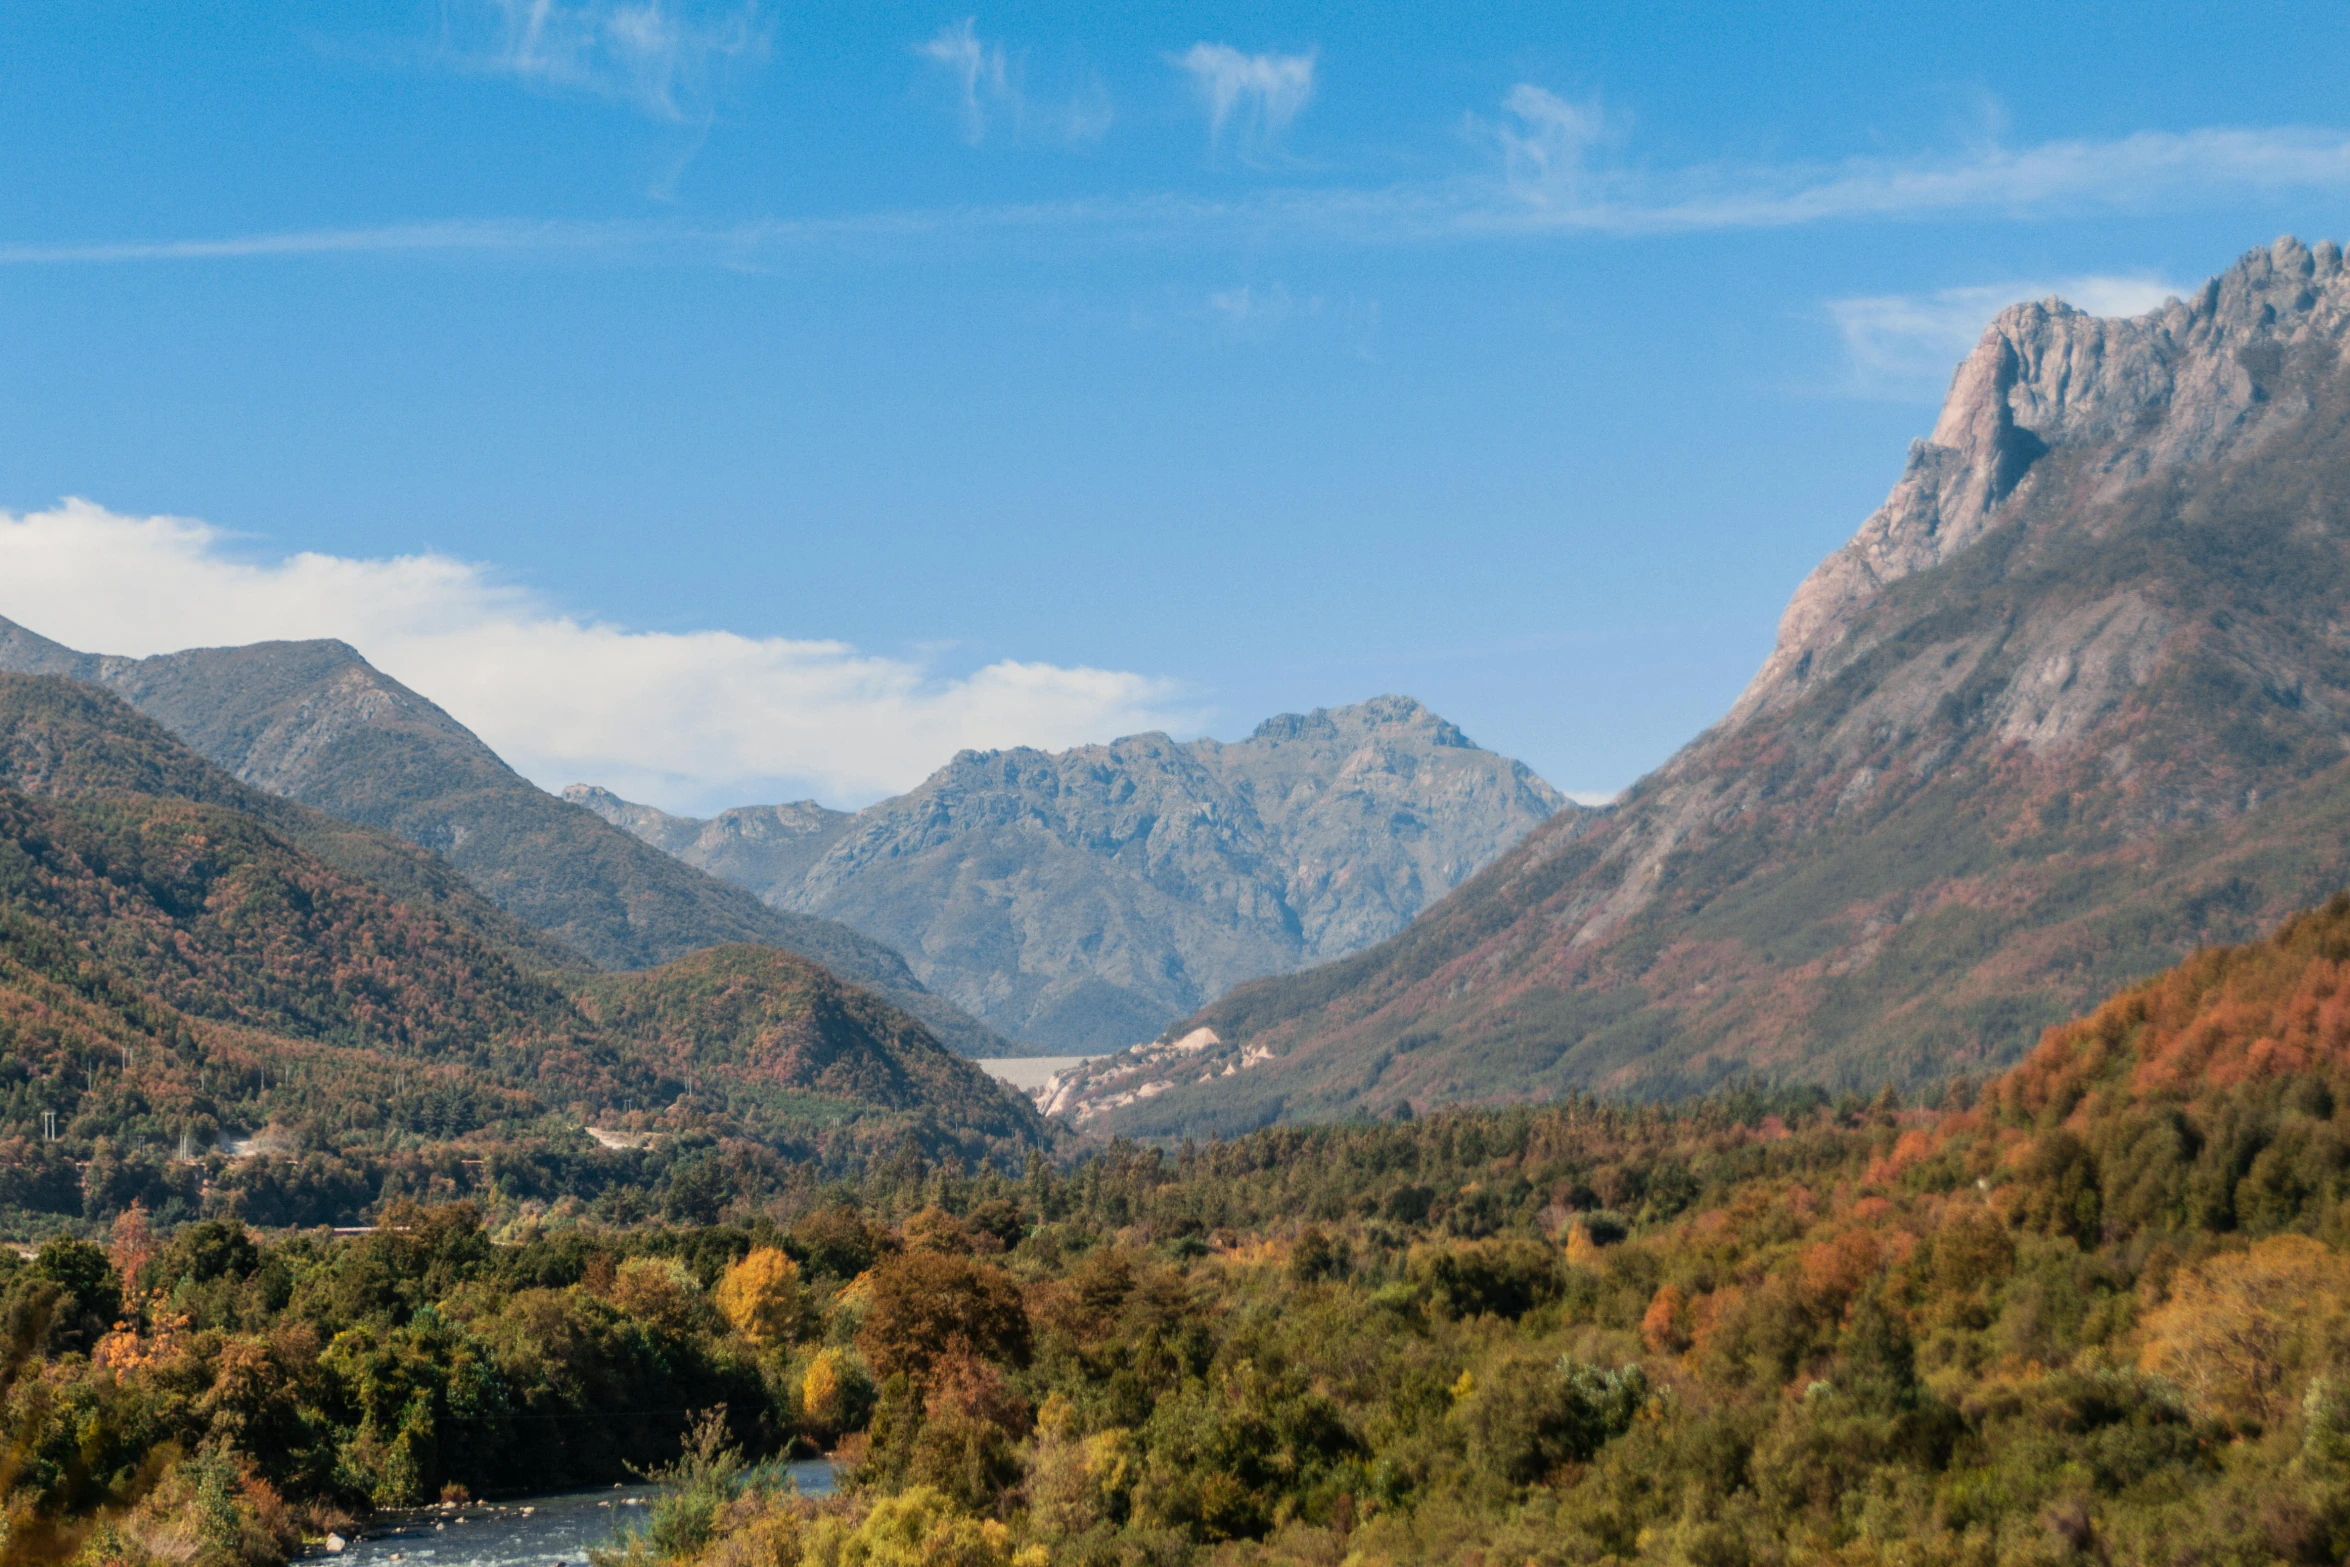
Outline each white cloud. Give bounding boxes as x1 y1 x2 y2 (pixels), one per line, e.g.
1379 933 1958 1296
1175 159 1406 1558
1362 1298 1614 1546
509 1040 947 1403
10 122 2350 262
914 20 1111 148
1490 85 1611 208
1206 283 1299 324
1828 273 2186 394
0 500 1201 813
455 0 770 122
918 19 1011 145
0 219 629 265
1470 115 2350 236
1173 44 1315 157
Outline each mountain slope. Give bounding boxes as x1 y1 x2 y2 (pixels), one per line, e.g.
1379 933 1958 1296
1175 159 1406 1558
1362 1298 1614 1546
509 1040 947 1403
1055 236 2350 1135
0 621 1009 1055
0 677 1047 1220
0 672 583 968
573 944 1035 1128
572 696 1568 1050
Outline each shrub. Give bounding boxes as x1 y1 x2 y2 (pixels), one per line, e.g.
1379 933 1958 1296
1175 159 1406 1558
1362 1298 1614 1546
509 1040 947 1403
1458 1355 1648 1485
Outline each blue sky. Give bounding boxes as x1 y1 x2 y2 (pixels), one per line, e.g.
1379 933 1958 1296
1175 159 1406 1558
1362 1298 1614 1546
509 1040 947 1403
2 2 2349 811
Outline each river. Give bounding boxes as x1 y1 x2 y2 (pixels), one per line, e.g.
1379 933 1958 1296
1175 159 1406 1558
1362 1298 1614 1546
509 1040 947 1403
323 1464 836 1566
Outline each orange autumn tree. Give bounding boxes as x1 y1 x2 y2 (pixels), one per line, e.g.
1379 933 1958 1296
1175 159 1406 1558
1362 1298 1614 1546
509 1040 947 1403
857 1251 1030 1384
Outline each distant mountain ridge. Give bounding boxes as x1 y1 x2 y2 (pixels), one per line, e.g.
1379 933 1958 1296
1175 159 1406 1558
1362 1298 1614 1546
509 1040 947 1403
0 619 1012 1056
569 789 856 902
1045 235 2350 1135
570 695 1570 1051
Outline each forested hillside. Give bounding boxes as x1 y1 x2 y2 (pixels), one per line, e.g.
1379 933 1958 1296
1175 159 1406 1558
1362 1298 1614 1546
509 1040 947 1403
0 676 1048 1235
6 895 2350 1564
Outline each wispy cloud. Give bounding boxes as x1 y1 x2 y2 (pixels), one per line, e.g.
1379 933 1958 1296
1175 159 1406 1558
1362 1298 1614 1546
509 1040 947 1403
9 115 2350 263
1490 86 1613 208
915 19 1111 147
918 19 1010 145
1198 283 1381 356
1829 273 2187 394
451 0 770 122
1466 105 2350 234
0 219 636 265
1173 44 1315 159
0 500 1201 811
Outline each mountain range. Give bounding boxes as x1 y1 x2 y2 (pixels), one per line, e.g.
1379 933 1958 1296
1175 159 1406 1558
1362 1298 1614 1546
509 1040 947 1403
0 619 1010 1056
567 695 1569 1051
18 235 2350 1157
1048 236 2350 1135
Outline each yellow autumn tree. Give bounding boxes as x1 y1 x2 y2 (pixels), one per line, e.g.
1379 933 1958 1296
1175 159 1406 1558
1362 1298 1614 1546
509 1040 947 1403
2140 1234 2350 1430
1564 1222 1602 1269
802 1349 846 1429
716 1246 804 1348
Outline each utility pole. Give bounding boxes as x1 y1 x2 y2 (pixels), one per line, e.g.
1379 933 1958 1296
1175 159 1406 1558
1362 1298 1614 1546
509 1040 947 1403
41 1111 55 1141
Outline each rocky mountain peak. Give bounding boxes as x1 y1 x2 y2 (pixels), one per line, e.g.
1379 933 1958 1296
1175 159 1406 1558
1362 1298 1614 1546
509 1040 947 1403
1734 235 2350 729
578 695 1568 1050
1242 694 1466 749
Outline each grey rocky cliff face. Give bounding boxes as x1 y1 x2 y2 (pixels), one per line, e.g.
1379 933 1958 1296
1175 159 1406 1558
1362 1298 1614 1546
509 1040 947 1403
574 695 1570 1052
1736 235 2350 730
1600 239 2350 941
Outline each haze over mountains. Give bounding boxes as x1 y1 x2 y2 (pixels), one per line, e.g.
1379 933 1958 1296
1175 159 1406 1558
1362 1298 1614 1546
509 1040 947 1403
0 619 1011 1056
1051 236 2350 1135
568 696 1569 1051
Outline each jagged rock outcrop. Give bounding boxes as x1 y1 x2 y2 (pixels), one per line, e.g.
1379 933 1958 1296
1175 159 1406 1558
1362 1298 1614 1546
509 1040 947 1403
1047 236 2350 1136
573 696 1569 1051
1736 235 2349 730
0 620 1010 1056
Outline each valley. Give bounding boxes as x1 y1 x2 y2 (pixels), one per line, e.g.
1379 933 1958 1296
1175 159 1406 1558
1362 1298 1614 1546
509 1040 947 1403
2 238 2349 1567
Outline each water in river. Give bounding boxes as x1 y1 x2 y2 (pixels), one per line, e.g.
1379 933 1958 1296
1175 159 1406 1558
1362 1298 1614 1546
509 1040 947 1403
324 1464 836 1567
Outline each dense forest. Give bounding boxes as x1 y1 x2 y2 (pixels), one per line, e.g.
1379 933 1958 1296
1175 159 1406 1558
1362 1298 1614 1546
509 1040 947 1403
2 895 2349 1564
